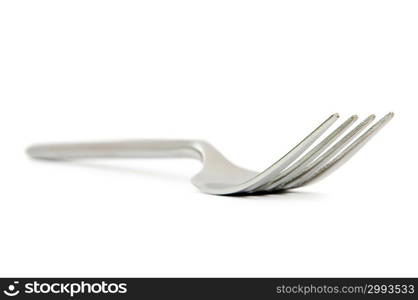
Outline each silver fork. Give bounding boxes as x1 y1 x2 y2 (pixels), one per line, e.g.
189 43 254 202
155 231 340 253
27 113 393 195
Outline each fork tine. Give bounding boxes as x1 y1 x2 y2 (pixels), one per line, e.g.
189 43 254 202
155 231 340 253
280 113 394 190
257 115 358 192
272 114 376 190
242 113 339 192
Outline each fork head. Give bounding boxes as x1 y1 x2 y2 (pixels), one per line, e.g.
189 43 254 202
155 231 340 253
192 113 394 195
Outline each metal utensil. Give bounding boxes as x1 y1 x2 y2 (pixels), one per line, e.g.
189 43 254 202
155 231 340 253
27 113 393 195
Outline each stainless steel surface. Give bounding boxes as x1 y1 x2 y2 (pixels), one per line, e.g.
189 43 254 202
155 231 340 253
27 113 394 195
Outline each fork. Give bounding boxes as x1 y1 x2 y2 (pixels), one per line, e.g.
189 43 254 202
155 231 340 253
27 113 393 195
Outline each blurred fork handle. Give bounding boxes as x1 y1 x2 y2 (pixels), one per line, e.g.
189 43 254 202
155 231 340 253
26 139 205 161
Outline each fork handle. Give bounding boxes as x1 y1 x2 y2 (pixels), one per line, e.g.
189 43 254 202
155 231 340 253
27 140 204 161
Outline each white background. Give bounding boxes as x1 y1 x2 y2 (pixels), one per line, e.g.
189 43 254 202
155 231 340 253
0 1 417 277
